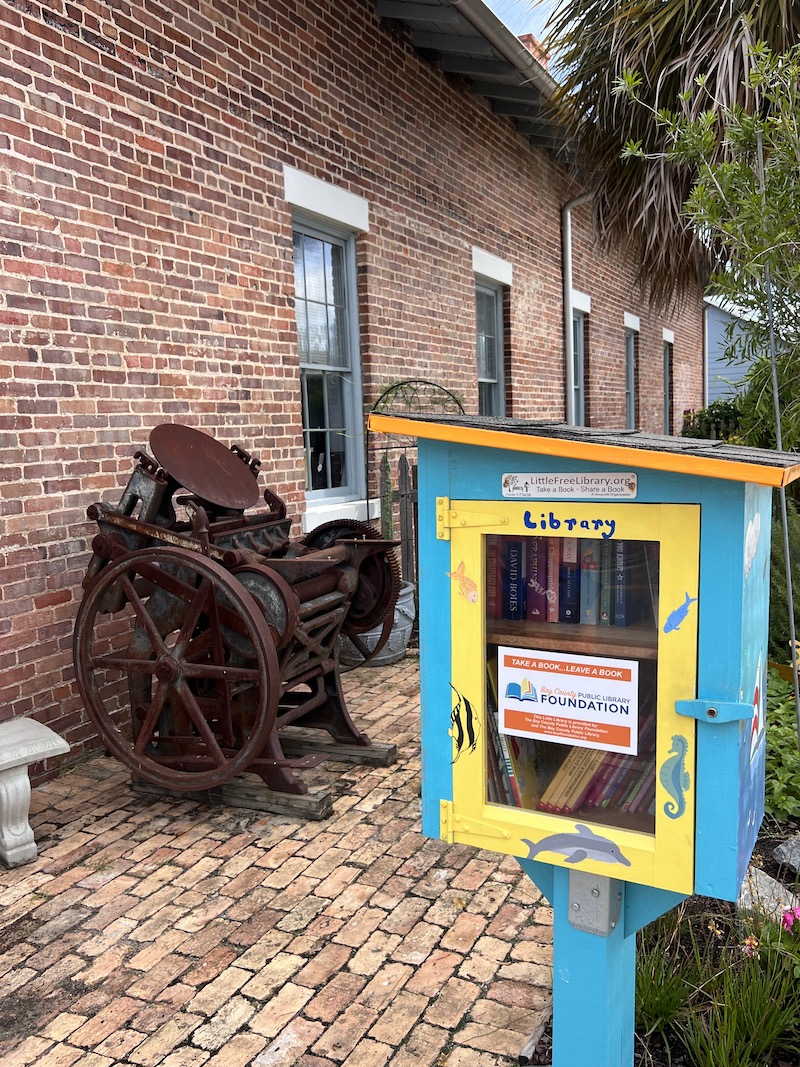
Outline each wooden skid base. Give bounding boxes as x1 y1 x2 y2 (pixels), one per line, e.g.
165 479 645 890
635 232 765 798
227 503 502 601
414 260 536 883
279 736 398 767
130 775 334 820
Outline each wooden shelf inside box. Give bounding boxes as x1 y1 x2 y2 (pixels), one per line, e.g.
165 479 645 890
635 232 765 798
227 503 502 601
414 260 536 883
486 620 658 660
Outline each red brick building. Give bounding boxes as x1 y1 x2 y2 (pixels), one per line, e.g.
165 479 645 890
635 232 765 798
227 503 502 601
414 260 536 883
0 0 705 775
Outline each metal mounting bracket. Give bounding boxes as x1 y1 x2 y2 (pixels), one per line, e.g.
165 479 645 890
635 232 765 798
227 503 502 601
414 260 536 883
567 871 623 936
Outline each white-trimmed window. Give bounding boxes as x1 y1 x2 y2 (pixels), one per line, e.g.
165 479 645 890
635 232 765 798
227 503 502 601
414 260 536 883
624 313 640 430
663 329 674 434
293 220 363 499
572 311 586 426
473 248 511 418
285 167 368 511
476 281 505 416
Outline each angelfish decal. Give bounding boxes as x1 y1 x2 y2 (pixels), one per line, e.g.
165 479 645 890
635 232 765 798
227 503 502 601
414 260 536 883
660 735 690 819
449 686 480 763
522 824 631 867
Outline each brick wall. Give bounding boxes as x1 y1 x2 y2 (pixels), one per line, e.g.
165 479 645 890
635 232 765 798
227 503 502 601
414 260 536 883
0 0 705 780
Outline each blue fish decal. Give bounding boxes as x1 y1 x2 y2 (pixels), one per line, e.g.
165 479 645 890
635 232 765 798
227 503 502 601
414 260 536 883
522 824 631 867
660 735 690 819
663 592 698 633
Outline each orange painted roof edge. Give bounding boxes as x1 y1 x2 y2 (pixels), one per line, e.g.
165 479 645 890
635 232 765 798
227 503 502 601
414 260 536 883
368 414 800 488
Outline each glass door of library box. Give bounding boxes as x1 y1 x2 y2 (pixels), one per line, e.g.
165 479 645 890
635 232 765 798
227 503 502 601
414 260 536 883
447 501 700 895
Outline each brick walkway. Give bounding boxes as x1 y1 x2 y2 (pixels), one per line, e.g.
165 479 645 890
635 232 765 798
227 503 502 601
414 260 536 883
0 655 553 1067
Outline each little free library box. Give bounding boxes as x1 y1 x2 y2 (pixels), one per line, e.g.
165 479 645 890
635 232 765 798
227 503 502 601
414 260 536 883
369 413 800 1066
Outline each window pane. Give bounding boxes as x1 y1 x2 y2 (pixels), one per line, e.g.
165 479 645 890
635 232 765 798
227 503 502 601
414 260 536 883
327 243 344 306
303 371 325 429
295 302 309 361
303 237 326 302
325 373 346 431
307 429 328 490
329 430 346 488
327 305 346 368
293 232 306 299
307 302 328 364
479 381 498 416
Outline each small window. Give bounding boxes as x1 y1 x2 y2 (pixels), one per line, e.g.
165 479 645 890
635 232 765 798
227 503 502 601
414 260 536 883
476 282 505 417
572 311 586 426
625 329 638 430
293 222 363 499
663 341 674 434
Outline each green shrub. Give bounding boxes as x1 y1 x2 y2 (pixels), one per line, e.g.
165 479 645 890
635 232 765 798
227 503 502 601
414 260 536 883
681 397 742 441
769 498 800 663
637 903 800 1067
765 667 800 822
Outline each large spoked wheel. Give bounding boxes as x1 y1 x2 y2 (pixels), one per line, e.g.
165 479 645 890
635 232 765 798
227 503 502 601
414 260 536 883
73 546 280 791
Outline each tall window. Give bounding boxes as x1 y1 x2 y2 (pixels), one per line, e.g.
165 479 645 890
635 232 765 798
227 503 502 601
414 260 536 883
625 329 638 429
293 222 363 498
572 311 586 426
476 282 505 416
663 340 674 434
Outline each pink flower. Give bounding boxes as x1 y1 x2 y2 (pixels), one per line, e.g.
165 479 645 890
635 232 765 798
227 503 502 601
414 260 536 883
782 905 800 932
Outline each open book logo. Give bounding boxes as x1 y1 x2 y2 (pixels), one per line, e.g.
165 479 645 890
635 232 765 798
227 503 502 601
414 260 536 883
505 678 537 703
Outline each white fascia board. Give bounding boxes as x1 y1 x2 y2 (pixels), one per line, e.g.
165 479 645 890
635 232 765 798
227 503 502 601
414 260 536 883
472 247 513 287
284 166 369 232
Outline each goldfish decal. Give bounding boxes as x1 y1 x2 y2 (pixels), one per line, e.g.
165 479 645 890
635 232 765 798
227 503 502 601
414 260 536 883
660 735 690 819
663 592 698 634
446 560 478 603
449 686 479 762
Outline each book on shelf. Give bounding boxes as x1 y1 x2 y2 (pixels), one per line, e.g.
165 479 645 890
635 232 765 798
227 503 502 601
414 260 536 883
546 537 561 622
613 539 631 626
502 537 526 621
525 536 548 621
487 657 521 805
536 745 605 813
505 734 542 809
485 535 499 620
579 539 601 625
599 538 614 626
558 537 580 624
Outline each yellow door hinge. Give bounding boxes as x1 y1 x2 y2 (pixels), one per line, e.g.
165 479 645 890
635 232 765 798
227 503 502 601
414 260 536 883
454 814 511 841
436 497 510 540
440 799 455 842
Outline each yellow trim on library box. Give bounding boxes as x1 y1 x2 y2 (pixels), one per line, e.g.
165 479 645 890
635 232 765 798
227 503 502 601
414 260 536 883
368 414 800 489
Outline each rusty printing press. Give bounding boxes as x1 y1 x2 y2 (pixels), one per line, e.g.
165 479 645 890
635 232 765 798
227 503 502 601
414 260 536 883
73 423 401 816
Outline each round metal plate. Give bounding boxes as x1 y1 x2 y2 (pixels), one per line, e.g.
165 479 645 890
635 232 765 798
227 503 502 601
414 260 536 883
150 423 259 511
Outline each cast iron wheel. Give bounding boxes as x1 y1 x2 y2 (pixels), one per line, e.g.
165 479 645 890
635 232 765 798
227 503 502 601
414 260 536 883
73 546 280 791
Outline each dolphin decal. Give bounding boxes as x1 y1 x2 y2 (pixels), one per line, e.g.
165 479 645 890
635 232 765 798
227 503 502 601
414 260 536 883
663 592 698 633
522 824 631 867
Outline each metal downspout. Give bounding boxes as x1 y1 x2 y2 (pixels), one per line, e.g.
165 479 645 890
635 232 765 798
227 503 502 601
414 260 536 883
562 192 594 425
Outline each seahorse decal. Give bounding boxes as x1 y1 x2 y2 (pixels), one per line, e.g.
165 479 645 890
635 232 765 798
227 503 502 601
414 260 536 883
660 735 690 819
449 685 480 763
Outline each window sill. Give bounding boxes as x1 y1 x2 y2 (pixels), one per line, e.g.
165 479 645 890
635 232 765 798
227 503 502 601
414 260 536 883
301 498 380 534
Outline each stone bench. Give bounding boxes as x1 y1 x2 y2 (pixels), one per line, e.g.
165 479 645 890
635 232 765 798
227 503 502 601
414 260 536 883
0 718 70 867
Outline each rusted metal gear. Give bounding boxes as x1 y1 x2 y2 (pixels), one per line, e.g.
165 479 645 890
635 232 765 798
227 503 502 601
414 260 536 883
303 520 401 633
73 546 280 791
303 520 402 665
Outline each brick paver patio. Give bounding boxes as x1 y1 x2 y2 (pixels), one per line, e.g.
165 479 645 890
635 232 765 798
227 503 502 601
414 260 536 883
0 654 553 1066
